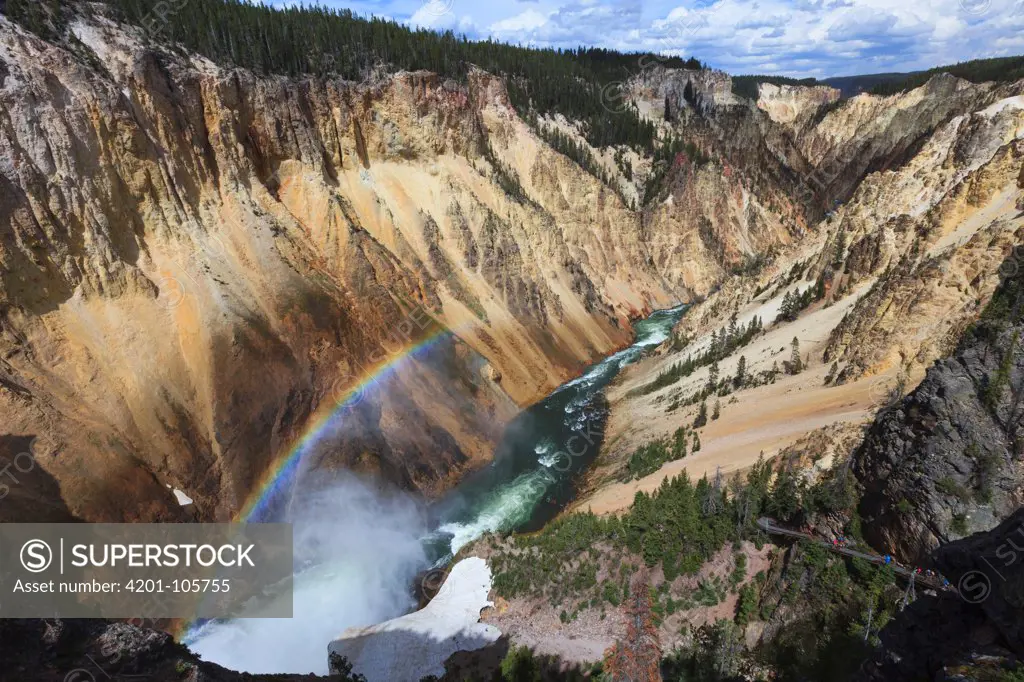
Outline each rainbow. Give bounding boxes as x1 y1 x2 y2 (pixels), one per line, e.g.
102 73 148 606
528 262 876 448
236 323 456 523
180 317 470 640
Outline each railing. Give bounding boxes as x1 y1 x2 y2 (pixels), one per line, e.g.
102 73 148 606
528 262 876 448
755 517 949 591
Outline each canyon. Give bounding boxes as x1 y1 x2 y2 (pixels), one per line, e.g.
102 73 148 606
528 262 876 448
2 2 1024 680
4 9 1019 528
2 12 681 523
579 73 1024 517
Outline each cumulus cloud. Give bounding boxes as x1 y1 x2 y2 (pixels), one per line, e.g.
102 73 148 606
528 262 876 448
322 0 1024 77
490 8 550 34
408 0 460 29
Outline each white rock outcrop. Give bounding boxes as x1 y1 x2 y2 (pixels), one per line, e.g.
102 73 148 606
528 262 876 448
327 557 500 681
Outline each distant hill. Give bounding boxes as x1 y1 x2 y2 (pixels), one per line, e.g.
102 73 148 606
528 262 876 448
736 55 1024 100
730 74 821 100
820 73 911 98
858 56 1024 96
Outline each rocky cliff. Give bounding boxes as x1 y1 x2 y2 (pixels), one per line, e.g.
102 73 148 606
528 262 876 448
756 82 841 128
1 5 1021 533
0 4 895 524
580 73 1022 511
853 264 1024 564
0 12 680 522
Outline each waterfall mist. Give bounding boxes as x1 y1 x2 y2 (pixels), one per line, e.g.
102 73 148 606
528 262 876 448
186 472 429 674
186 306 687 674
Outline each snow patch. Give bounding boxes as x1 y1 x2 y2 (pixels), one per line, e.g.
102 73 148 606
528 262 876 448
328 557 500 682
165 484 193 506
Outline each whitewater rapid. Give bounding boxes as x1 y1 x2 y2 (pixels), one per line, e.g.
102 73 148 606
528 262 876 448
187 304 686 674
426 303 686 558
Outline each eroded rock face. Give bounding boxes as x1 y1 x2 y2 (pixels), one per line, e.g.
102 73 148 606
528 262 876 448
822 91 1024 379
1 6 1020 527
936 508 1024 655
592 71 1023 483
630 65 742 114
794 74 1004 203
756 82 841 127
0 15 681 522
854 269 1024 565
0 9 885 524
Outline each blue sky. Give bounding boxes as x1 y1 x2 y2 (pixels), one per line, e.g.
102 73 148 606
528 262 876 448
276 0 1024 78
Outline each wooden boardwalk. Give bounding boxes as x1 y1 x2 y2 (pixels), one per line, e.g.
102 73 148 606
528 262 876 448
756 518 949 591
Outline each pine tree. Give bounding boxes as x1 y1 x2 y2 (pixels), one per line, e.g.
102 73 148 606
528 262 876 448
734 355 747 388
833 230 848 268
694 400 708 428
499 645 539 681
777 290 795 322
692 431 702 452
789 337 803 374
736 582 758 626
767 467 803 523
727 313 739 341
815 275 827 300
328 653 368 681
672 426 688 459
712 399 721 420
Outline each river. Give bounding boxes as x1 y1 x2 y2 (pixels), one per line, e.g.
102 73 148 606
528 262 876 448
186 304 686 674
424 304 688 560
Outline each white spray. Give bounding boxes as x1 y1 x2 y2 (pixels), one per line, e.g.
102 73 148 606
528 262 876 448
186 473 429 675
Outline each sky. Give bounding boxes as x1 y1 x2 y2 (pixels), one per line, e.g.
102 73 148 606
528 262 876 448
275 0 1024 78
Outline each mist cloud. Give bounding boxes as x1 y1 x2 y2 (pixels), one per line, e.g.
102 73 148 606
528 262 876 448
188 473 429 674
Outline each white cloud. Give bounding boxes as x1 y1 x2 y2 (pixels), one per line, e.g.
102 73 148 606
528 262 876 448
490 8 550 33
327 0 1024 77
409 0 459 29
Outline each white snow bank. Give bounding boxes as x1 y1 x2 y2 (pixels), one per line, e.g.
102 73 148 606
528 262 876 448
165 484 193 506
327 556 501 681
